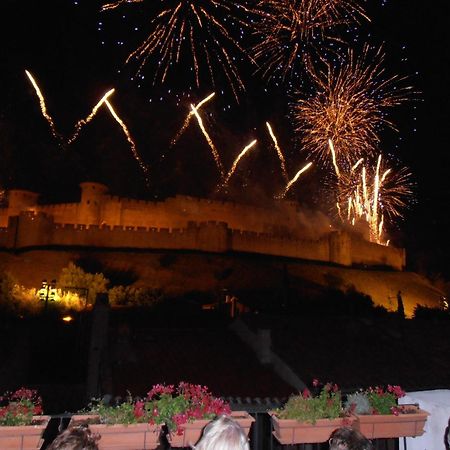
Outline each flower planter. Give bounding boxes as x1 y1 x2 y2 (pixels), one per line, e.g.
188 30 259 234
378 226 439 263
354 405 430 439
270 412 356 445
167 411 255 448
69 414 161 450
0 415 51 450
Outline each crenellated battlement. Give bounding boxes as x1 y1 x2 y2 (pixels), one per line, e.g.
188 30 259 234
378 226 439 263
0 183 406 270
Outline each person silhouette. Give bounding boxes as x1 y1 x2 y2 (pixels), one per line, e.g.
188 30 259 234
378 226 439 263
396 290 405 319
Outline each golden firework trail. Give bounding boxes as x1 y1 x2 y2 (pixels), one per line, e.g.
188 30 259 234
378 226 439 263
104 99 150 185
370 154 382 243
292 45 414 166
328 139 340 178
251 0 369 81
171 92 215 147
337 154 413 244
218 139 257 190
25 70 60 142
278 162 313 198
101 0 143 11
351 158 364 172
101 1 253 101
266 122 289 182
67 88 116 144
190 103 224 178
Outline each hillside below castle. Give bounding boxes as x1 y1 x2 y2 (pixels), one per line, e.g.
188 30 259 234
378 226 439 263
0 182 405 270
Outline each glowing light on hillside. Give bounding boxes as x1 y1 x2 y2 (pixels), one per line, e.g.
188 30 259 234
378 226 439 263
68 88 116 144
190 103 224 178
25 70 60 142
171 92 215 147
266 122 288 182
278 162 313 198
104 99 150 185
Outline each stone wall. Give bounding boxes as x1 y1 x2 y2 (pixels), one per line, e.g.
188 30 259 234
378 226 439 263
0 211 405 270
0 183 406 270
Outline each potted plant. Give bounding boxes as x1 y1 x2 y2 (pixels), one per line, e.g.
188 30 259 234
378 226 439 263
0 387 50 450
144 382 254 448
344 385 430 438
69 393 162 450
269 380 356 445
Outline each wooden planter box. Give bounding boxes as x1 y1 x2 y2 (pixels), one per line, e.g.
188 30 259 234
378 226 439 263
354 405 430 439
168 411 255 448
270 412 357 445
69 414 161 450
0 415 51 450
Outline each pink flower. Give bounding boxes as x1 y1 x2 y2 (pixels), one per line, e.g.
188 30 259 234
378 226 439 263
134 401 145 418
302 388 311 398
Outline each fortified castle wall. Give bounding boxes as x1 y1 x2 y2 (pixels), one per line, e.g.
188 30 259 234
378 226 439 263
0 182 406 270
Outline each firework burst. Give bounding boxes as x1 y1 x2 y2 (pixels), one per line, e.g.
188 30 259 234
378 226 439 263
335 154 414 243
250 0 368 82
101 0 254 101
292 45 414 168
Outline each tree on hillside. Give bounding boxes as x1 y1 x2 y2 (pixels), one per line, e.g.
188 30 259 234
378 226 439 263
59 262 109 305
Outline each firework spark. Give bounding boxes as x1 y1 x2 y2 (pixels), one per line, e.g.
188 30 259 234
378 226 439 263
328 139 340 177
104 99 150 185
171 92 215 147
67 88 116 144
292 45 414 167
101 1 253 101
336 154 414 243
266 122 289 182
250 0 369 82
190 103 224 178
25 70 61 142
277 161 313 198
101 0 143 11
218 139 257 190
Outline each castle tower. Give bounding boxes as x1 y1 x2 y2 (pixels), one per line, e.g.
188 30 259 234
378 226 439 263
328 230 352 266
7 189 39 217
78 182 108 225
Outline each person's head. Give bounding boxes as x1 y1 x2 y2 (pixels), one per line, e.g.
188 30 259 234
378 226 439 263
47 426 100 450
193 415 250 450
328 427 373 450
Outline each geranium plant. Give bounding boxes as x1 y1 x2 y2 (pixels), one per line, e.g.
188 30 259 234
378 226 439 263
77 382 230 434
0 387 44 426
273 379 347 425
344 384 407 415
142 381 231 435
82 392 149 425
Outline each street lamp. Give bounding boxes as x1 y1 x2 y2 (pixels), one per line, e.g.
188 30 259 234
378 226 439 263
39 279 57 311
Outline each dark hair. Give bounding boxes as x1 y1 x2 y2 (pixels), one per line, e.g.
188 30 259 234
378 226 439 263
47 426 100 450
329 427 373 450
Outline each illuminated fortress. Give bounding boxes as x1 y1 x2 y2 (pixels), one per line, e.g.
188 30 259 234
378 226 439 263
0 182 405 270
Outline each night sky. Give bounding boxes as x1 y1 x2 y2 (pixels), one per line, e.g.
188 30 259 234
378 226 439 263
1 1 449 279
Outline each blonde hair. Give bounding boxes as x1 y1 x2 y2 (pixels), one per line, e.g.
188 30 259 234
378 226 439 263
193 415 250 450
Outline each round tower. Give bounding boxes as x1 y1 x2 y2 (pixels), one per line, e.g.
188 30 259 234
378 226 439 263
78 182 108 225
